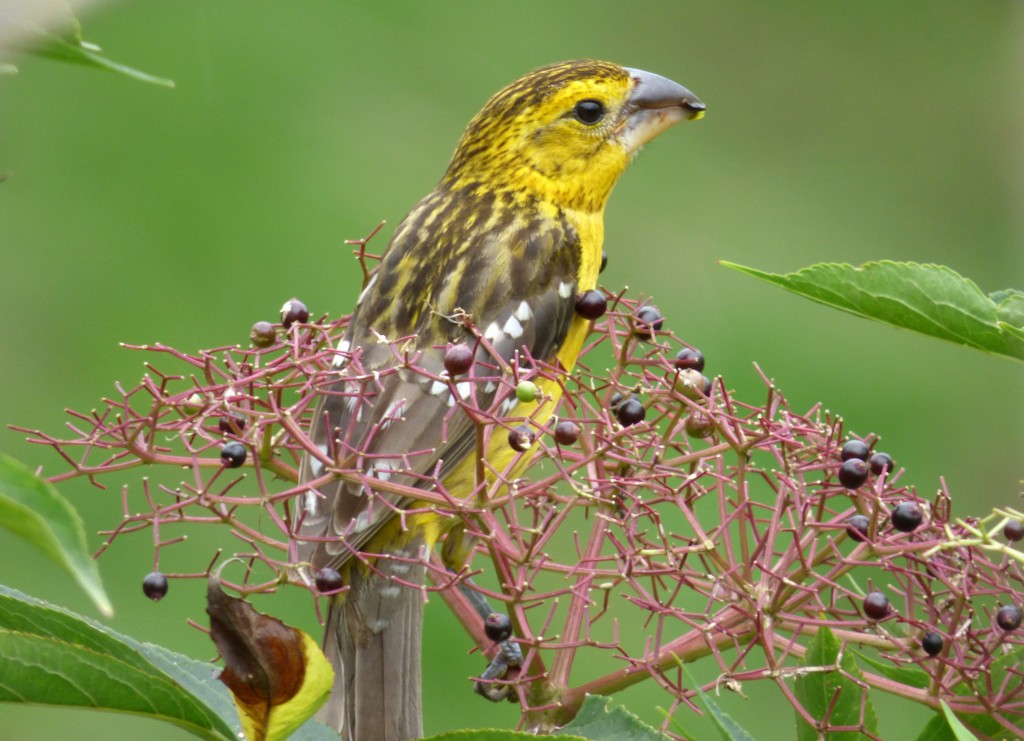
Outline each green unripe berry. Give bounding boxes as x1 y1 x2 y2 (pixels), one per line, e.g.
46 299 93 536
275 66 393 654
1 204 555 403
515 380 539 403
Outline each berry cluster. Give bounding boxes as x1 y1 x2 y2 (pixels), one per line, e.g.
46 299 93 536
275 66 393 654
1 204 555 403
16 239 1024 739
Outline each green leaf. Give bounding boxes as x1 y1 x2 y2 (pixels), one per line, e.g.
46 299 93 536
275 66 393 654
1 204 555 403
0 585 237 740
932 646 1024 737
937 700 978 741
27 25 175 87
423 731 585 740
794 626 878 741
0 455 112 617
721 261 1024 362
680 664 755 741
7 3 174 89
695 691 756 741
939 701 982 741
916 707 1013 741
850 649 931 689
554 695 672 740
994 289 1024 343
914 712 959 741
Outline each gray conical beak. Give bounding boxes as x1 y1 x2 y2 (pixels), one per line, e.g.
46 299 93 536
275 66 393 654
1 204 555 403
619 67 704 153
624 67 705 120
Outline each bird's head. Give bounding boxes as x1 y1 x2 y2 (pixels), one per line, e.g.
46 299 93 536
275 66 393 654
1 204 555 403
443 60 704 212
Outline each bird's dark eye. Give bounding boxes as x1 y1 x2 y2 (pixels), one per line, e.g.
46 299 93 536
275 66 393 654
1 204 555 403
573 99 605 125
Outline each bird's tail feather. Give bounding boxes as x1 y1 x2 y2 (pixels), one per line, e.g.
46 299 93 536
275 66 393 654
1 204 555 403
318 561 425 741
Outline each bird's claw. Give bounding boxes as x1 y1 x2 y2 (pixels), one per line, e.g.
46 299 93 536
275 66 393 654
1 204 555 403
457 578 524 701
474 637 523 702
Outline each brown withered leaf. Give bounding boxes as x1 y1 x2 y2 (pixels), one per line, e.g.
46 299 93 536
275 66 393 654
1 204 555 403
207 565 332 741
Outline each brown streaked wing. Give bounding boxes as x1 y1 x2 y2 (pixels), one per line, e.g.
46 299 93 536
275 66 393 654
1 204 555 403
297 193 581 571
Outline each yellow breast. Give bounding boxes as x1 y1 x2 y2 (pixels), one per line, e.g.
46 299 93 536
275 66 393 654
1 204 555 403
370 207 605 561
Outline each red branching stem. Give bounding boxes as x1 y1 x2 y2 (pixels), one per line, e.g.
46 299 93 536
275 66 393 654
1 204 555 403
15 268 1023 741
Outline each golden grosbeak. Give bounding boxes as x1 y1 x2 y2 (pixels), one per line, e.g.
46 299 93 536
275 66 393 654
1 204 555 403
298 59 703 740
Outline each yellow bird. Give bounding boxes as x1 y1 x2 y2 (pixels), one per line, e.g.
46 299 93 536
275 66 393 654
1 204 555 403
298 59 704 740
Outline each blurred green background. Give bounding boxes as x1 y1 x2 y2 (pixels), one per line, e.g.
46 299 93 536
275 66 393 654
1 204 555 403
1 1 1021 739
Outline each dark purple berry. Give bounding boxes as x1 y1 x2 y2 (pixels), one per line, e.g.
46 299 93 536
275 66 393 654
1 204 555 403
838 458 869 489
609 392 627 410
554 420 580 446
508 425 535 452
633 306 663 340
600 251 608 273
845 514 871 543
484 612 513 642
280 298 309 329
250 321 276 348
891 502 923 533
616 398 646 427
840 439 870 462
996 605 1022 632
143 571 168 601
684 411 715 439
673 348 705 372
869 452 894 476
1004 520 1024 542
220 441 247 468
863 591 890 620
315 567 343 593
921 631 943 657
575 290 607 320
218 412 246 435
444 344 474 376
